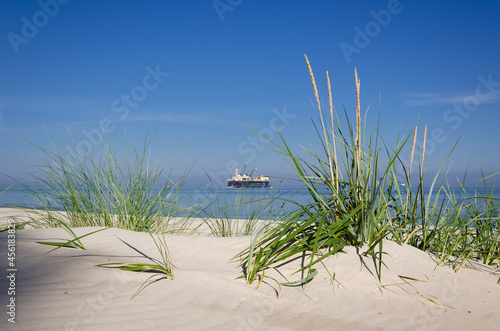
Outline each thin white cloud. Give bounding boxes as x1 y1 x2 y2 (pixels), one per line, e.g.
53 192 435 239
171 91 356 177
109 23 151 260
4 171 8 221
405 92 435 98
405 89 500 106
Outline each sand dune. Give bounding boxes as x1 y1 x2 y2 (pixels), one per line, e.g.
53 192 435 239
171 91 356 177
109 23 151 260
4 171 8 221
1 208 499 330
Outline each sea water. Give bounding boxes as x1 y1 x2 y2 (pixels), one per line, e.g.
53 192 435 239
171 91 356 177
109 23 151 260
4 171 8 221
0 186 309 220
1 186 498 221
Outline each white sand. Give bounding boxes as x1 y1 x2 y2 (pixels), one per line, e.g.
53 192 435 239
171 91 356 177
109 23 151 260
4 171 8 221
1 208 499 330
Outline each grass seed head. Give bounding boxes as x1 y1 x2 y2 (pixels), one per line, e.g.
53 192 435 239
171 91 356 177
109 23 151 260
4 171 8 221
305 54 321 113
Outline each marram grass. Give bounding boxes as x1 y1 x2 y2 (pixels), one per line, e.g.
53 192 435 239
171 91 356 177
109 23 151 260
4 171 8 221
37 224 108 253
96 231 175 299
19 129 193 233
237 55 499 288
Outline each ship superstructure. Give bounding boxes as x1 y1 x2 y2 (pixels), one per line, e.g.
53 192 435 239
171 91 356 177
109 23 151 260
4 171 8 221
227 164 270 188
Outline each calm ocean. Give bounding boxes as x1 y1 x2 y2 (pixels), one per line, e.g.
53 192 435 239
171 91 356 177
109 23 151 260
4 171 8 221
0 186 306 220
1 186 498 220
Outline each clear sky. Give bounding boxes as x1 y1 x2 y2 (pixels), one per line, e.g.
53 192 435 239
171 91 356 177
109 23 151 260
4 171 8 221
1 0 499 188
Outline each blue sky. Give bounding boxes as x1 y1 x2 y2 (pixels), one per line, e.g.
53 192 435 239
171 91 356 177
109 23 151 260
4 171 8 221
1 0 499 188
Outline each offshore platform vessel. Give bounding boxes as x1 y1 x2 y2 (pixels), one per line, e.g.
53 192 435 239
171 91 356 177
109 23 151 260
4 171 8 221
227 164 270 188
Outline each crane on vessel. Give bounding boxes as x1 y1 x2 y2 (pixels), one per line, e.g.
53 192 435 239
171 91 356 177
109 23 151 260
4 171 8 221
241 162 257 177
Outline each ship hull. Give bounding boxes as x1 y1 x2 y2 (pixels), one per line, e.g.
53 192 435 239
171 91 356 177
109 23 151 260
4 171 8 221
227 180 269 188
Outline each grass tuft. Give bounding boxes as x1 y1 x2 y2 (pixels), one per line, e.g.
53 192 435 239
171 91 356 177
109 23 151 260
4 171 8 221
237 56 499 289
17 129 192 233
96 230 175 299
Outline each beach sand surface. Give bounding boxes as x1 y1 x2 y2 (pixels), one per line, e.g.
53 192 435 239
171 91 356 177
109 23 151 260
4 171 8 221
1 208 499 330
